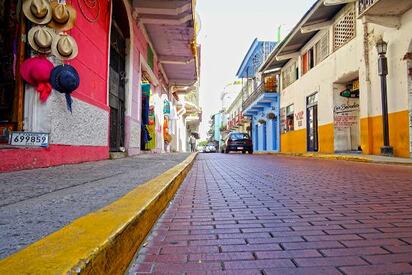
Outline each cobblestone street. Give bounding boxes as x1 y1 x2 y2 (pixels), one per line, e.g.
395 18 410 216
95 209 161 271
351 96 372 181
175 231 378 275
129 153 412 275
0 153 189 259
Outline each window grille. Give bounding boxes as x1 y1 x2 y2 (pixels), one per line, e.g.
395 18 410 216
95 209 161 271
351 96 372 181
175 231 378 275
333 8 355 51
315 32 329 64
281 61 297 89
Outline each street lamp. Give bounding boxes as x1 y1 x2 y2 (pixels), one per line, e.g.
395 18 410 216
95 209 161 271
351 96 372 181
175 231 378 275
376 39 393 156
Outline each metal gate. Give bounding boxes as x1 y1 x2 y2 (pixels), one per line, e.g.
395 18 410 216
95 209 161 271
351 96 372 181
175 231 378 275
109 21 126 151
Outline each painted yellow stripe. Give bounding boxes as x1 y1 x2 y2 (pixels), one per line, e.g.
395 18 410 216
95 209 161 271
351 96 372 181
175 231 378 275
0 153 197 275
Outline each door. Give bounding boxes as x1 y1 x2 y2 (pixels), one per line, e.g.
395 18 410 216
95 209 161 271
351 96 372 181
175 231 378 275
109 22 126 152
254 123 258 151
262 123 267 151
0 0 24 142
307 104 318 152
272 118 277 151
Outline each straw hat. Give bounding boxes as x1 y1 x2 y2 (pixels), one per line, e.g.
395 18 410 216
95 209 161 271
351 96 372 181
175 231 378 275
23 0 52 25
28 26 56 54
52 33 78 60
48 0 77 31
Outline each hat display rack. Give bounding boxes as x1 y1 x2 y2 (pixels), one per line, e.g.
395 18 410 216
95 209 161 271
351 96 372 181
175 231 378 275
21 0 79 112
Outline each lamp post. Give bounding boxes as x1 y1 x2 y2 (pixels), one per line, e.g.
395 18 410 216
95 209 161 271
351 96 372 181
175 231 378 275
376 39 393 156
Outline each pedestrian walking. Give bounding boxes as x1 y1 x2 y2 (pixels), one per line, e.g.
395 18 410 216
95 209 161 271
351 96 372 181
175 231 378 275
189 135 196 152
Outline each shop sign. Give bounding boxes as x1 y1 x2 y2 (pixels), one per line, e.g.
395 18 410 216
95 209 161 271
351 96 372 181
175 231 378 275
280 107 286 133
334 103 359 114
9 132 49 147
352 80 359 91
295 111 304 127
334 103 359 129
340 80 360 98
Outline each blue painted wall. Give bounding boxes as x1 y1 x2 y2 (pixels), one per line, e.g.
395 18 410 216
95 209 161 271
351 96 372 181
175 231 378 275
249 94 280 153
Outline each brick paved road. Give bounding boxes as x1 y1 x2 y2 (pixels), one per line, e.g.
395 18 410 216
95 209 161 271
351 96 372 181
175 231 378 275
128 153 412 275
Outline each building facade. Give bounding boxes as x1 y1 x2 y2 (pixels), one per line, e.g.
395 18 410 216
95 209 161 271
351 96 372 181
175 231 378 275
261 0 412 158
237 39 279 153
0 0 200 172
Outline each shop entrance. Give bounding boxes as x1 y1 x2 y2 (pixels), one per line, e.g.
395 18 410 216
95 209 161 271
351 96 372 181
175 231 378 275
109 2 129 152
333 78 361 152
306 93 318 152
0 0 24 143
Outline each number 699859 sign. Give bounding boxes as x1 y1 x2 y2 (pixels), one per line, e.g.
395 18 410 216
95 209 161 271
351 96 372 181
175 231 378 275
9 132 49 147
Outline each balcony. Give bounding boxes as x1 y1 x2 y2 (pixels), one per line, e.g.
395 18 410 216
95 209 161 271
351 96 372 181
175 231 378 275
242 82 277 112
359 0 412 18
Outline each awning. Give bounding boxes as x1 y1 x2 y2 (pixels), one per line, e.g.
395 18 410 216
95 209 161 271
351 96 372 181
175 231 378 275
133 0 200 86
260 0 345 72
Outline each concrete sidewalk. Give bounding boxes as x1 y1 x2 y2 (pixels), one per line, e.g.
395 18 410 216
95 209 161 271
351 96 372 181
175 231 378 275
0 153 189 259
128 153 412 274
275 152 412 165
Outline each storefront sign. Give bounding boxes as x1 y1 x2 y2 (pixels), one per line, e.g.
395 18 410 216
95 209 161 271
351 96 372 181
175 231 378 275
334 103 359 129
9 132 49 147
280 107 286 133
295 111 304 127
334 114 358 129
334 103 359 114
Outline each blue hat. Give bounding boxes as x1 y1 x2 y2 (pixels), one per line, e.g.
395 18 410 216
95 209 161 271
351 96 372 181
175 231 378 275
50 64 80 113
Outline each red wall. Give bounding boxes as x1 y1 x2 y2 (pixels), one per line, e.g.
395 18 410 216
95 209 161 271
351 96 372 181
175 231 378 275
67 0 111 112
0 145 109 173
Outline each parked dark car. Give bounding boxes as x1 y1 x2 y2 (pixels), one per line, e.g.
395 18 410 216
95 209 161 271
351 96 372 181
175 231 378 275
222 132 253 154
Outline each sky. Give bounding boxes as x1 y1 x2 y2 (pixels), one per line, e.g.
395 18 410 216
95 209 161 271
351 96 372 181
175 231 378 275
196 0 317 139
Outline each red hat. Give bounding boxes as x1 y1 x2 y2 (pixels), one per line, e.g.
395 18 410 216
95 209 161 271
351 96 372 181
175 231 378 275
20 56 54 102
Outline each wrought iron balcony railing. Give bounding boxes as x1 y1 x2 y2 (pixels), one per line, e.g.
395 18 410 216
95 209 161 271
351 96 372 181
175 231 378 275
242 82 277 111
359 0 376 15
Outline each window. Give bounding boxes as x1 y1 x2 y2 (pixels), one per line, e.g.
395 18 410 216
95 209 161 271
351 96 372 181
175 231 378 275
286 104 294 132
264 74 277 91
315 32 329 64
302 48 315 75
231 133 250 140
333 7 356 51
282 61 298 89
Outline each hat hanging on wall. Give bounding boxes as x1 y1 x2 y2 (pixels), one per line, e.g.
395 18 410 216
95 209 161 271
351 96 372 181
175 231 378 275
48 0 77 32
50 64 80 113
20 56 54 102
23 0 52 25
52 33 78 60
28 26 56 54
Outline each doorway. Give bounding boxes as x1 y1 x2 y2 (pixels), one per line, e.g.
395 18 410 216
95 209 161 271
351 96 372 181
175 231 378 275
306 93 319 152
254 123 258 151
262 123 267 151
0 0 24 143
272 118 277 151
109 2 129 152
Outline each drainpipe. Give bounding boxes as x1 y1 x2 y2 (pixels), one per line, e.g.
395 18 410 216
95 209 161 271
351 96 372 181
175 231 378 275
362 21 373 153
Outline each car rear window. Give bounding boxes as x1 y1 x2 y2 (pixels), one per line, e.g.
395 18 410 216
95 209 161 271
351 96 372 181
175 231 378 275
231 133 249 140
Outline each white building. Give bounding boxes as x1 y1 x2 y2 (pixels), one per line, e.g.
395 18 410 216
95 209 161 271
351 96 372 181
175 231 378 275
261 0 412 158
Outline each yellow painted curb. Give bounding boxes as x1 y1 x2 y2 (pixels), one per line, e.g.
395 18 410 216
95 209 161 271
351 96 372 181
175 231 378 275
262 152 371 163
0 153 198 275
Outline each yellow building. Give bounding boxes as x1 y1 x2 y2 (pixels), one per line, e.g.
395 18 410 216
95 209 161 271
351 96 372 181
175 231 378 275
261 0 412 158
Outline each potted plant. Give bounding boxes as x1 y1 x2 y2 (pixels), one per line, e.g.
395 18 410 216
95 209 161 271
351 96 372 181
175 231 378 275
267 112 276 120
258 119 266 124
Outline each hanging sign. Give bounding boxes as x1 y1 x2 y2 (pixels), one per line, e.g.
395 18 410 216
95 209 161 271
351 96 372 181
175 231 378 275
163 100 171 115
340 80 360 98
